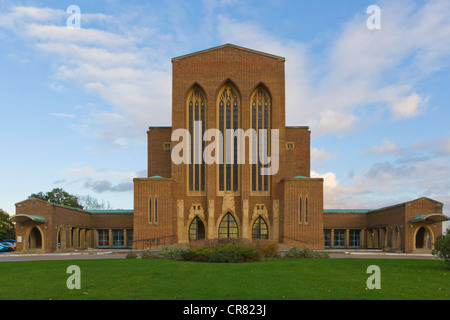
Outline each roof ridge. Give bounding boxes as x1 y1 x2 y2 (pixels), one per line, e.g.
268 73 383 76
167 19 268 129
172 44 285 62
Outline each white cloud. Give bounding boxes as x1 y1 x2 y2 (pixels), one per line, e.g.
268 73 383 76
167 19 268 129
389 93 428 119
368 139 403 155
215 0 450 136
50 113 76 119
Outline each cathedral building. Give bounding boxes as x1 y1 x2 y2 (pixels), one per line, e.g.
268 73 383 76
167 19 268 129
11 44 449 253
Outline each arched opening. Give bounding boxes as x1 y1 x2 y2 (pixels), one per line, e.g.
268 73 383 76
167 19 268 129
189 216 206 241
218 213 239 239
57 226 67 250
415 226 431 249
28 227 43 249
252 216 269 239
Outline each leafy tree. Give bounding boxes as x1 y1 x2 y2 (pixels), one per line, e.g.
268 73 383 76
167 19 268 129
0 209 15 241
29 188 84 210
432 228 450 269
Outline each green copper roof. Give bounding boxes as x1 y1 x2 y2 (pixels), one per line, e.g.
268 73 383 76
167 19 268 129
149 176 164 179
11 214 48 223
292 175 310 179
410 214 449 222
324 209 372 213
89 210 133 214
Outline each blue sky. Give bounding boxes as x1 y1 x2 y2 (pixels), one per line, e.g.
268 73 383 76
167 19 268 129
0 0 449 229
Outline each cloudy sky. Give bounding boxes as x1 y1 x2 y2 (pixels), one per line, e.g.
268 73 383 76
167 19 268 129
0 0 449 228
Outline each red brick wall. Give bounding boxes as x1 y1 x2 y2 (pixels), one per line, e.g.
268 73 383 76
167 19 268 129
285 127 310 178
171 45 287 202
133 178 176 248
148 127 172 178
280 178 324 249
14 198 133 252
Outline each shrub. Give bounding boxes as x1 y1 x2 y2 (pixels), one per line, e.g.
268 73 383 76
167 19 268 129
214 242 261 263
157 246 188 260
283 246 329 259
209 251 243 263
140 250 159 259
126 251 137 259
180 239 262 263
250 239 280 259
432 228 450 269
181 247 213 262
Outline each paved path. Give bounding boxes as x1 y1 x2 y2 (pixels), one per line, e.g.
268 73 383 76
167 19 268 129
0 249 440 262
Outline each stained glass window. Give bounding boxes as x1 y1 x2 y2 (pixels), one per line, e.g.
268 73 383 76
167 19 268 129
218 213 239 239
187 88 206 192
218 85 239 192
251 87 271 193
252 216 269 239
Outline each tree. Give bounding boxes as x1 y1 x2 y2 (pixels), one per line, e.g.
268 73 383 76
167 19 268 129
0 209 15 241
78 195 112 210
29 188 84 210
432 228 450 269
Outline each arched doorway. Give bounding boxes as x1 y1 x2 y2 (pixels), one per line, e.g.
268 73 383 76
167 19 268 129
252 216 269 239
28 227 43 249
189 216 206 241
218 213 239 239
415 226 431 249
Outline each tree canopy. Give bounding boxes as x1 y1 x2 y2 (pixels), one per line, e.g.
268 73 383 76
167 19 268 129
30 188 83 209
29 188 113 211
0 209 15 240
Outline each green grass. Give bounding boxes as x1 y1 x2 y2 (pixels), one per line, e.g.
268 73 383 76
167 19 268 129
0 258 448 300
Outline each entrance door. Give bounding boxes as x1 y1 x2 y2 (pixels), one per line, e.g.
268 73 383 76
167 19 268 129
189 216 206 241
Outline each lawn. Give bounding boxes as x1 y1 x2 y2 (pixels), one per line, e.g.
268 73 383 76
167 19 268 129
0 258 448 300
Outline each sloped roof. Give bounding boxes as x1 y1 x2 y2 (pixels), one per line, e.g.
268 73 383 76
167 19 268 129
172 44 285 62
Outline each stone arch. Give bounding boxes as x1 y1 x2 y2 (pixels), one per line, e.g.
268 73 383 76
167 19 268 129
26 226 44 250
57 225 67 251
218 211 239 239
414 225 434 250
251 216 269 240
188 216 206 242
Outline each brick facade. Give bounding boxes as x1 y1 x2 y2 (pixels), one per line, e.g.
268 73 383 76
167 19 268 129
11 44 448 253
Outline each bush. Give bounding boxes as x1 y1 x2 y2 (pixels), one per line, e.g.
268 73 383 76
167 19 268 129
125 251 137 259
157 246 188 260
213 242 261 263
283 246 329 259
250 239 280 259
181 247 213 262
432 228 450 269
140 250 159 259
181 239 262 263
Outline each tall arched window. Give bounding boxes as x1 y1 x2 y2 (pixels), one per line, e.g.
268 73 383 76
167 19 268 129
218 213 239 239
154 197 158 223
251 87 270 193
148 197 152 223
217 84 240 192
252 216 269 239
299 196 302 224
187 87 206 192
305 197 309 223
